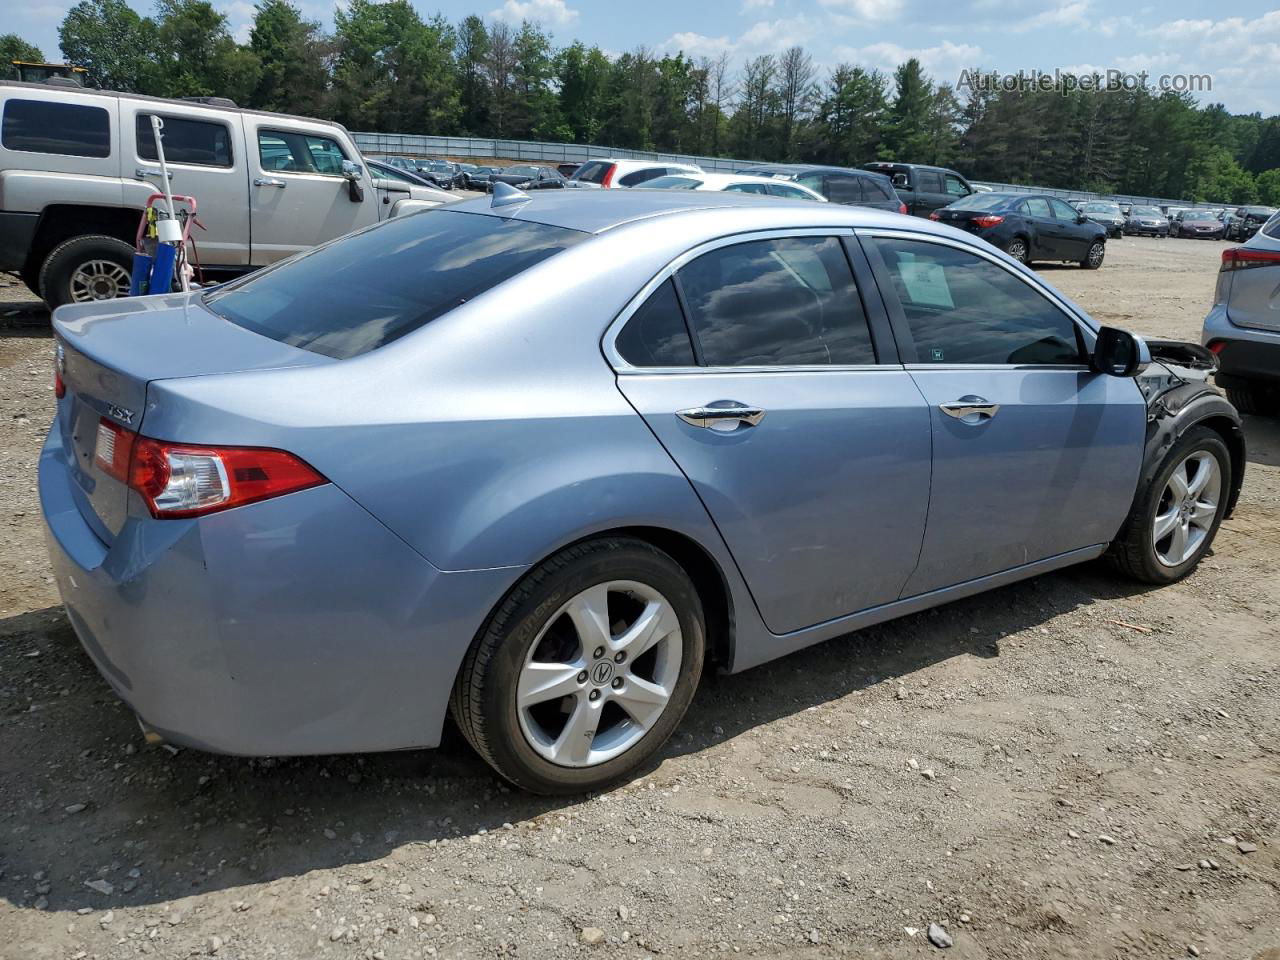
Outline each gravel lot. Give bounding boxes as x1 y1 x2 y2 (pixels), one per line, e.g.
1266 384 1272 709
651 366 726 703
2 236 1278 960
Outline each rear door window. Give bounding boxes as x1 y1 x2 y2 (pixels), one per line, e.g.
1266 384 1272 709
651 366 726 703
1024 198 1052 218
874 237 1082 365
614 279 696 367
136 114 232 167
203 210 585 359
677 236 876 366
725 182 768 194
2 98 110 157
825 176 865 204
619 168 665 186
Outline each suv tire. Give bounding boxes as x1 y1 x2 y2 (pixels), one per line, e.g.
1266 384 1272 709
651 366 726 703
451 537 705 795
39 235 135 309
1109 425 1232 584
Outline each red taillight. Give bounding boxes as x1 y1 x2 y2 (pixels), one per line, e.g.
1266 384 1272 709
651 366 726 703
54 370 66 399
899 202 908 215
601 164 618 188
928 211 940 221
1207 340 1226 355
115 429 326 518
972 215 1005 228
1221 246 1280 271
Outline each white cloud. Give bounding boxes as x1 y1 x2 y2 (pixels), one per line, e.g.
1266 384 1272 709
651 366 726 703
740 0 774 10
737 16 817 53
1010 0 1091 33
488 0 580 26
835 39 984 79
1148 11 1280 44
220 0 256 43
663 32 735 57
818 0 904 22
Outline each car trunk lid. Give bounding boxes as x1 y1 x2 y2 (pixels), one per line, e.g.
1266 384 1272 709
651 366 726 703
53 292 330 542
1221 242 1280 332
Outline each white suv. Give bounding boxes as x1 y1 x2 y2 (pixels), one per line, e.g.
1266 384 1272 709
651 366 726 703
568 158 702 189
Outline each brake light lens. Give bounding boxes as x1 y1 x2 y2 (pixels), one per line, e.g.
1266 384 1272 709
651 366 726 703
1220 247 1280 271
94 418 134 482
899 202 908 215
54 343 66 399
129 436 327 518
972 215 1005 228
601 164 617 188
1207 340 1226 355
928 211 940 221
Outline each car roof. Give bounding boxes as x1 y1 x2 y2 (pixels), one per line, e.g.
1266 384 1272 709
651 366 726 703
449 187 912 235
0 79 352 132
741 163 882 178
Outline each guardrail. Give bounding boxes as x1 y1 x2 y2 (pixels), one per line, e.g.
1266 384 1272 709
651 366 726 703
352 131 1222 210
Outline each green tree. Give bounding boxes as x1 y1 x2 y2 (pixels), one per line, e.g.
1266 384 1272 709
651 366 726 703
1190 148 1258 204
511 21 559 140
1256 168 1280 206
455 15 489 135
812 64 887 166
59 0 159 91
883 59 933 160
248 0 330 114
556 41 610 143
1 34 44 78
152 0 261 104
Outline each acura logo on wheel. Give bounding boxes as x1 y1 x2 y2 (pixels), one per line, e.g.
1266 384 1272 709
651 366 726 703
590 661 614 685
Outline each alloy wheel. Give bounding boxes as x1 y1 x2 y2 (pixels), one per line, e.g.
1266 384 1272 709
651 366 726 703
69 259 132 302
517 580 682 768
1007 239 1027 262
1087 242 1105 267
1152 451 1221 567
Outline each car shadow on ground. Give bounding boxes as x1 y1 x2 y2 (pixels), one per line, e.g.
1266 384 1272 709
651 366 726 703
0 561 1157 914
1242 414 1280 467
0 288 51 336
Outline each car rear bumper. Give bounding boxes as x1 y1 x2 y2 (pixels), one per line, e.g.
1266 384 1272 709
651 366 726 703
1202 304 1280 387
39 426 522 756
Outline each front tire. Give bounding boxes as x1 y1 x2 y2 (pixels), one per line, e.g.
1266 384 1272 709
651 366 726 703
1109 426 1231 584
39 235 135 309
1081 240 1105 269
1005 236 1029 264
451 538 705 795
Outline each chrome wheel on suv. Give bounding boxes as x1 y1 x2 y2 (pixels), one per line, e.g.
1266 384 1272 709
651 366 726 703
69 259 132 302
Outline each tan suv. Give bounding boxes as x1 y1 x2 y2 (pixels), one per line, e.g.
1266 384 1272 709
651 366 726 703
0 81 452 307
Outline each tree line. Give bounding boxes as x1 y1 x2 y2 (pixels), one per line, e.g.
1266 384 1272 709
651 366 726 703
4 0 1280 204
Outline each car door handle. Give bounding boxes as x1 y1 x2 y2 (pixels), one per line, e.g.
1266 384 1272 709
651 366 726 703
676 404 766 428
254 177 287 188
135 167 173 180
939 396 1000 422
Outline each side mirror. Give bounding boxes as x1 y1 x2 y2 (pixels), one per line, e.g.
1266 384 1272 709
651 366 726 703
1092 326 1150 378
341 159 362 180
1076 214 1087 223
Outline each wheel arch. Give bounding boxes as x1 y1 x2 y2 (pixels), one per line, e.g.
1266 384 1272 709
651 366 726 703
1139 386 1245 520
26 204 140 275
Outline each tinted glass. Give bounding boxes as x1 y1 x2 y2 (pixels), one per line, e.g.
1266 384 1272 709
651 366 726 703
259 130 347 174
876 238 1081 366
644 176 702 189
862 178 893 202
949 193 1008 211
796 171 825 192
371 163 417 184
573 161 612 184
944 175 969 196
137 114 232 166
916 170 944 192
768 183 818 200
1048 198 1079 220
204 211 584 359
678 236 875 366
619 168 664 186
615 279 696 367
725 182 768 194
1024 198 1052 218
1263 213 1280 239
2 99 109 157
825 176 864 203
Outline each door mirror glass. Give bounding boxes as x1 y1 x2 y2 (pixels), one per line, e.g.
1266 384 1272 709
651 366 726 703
341 159 362 180
1091 326 1150 377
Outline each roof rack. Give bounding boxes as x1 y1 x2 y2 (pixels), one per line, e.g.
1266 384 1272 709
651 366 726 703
179 96 238 108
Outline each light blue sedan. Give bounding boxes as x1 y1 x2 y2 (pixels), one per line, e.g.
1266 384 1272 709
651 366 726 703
41 187 1244 793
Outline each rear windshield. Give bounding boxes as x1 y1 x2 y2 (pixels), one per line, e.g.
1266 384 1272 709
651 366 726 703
572 161 613 184
946 193 1008 211
203 210 584 359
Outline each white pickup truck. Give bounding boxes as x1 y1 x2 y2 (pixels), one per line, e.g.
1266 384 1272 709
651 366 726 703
0 81 453 307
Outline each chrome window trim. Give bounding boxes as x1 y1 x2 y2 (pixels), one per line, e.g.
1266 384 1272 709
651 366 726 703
856 226 1100 370
603 226 880 375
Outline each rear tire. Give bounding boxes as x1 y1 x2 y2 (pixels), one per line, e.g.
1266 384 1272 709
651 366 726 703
1081 240 1105 269
1005 237 1029 264
1225 384 1278 417
1108 426 1231 584
451 537 705 795
39 235 135 309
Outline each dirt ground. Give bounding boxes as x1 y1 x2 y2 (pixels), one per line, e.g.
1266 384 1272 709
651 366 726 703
1 236 1278 960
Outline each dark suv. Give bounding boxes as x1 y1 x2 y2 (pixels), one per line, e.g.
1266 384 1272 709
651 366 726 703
861 162 976 217
735 164 905 213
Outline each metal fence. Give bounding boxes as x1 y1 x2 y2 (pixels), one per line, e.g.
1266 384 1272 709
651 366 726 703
352 131 1218 210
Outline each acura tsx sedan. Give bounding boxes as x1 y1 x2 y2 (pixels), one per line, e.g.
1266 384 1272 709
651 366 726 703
41 187 1244 794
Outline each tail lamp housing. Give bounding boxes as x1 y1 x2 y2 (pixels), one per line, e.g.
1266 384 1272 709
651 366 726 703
95 418 326 518
971 215 1005 228
1220 247 1280 271
601 163 618 188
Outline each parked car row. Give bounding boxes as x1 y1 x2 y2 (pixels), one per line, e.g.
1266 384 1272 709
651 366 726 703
930 192 1107 268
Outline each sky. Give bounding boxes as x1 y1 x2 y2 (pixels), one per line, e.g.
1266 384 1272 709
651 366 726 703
10 0 1280 116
